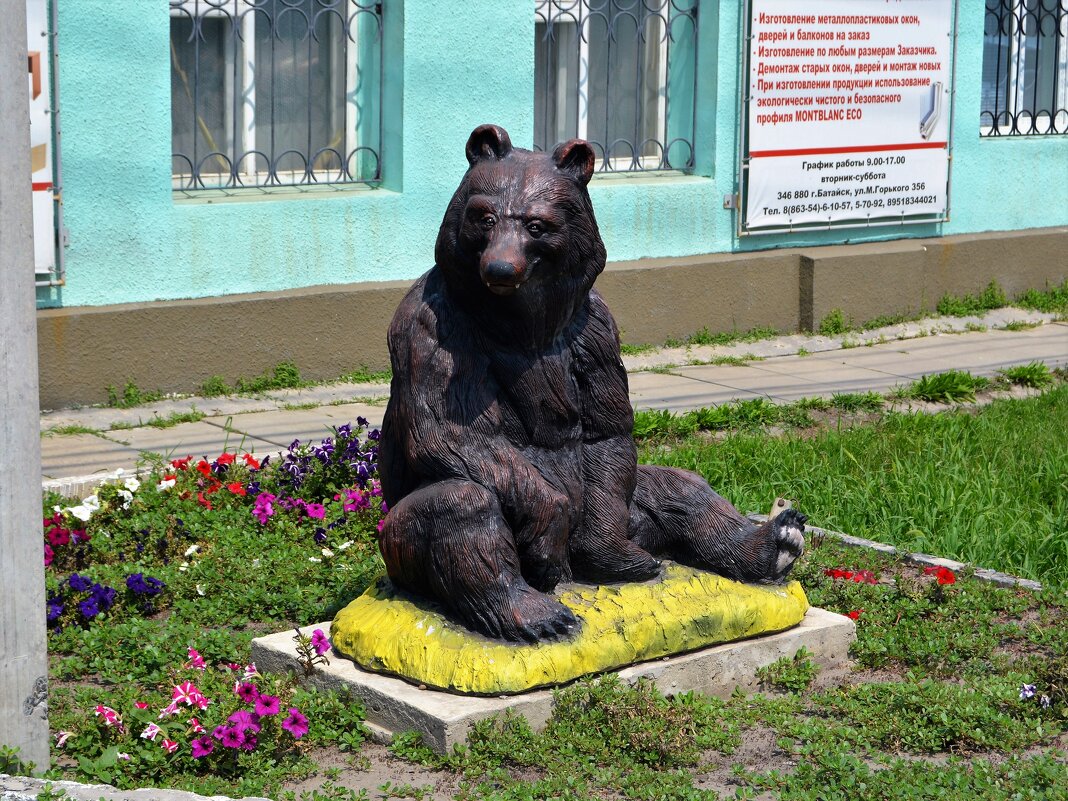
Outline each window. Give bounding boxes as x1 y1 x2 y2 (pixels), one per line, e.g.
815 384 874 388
981 0 1068 136
534 0 699 173
170 0 383 192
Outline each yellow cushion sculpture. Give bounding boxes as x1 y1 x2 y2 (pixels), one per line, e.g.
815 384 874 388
332 563 809 695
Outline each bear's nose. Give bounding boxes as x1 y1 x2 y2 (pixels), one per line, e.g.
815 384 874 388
483 260 520 283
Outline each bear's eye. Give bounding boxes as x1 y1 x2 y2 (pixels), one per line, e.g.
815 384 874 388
479 214 497 231
526 221 546 237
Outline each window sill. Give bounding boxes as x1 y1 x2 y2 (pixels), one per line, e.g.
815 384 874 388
172 181 385 205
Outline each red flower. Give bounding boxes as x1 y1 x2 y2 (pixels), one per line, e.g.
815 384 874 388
852 570 877 585
923 566 957 585
47 527 71 547
242 454 261 469
196 460 212 477
204 479 222 495
216 453 236 467
171 456 192 471
846 609 863 620
196 492 213 510
227 482 247 496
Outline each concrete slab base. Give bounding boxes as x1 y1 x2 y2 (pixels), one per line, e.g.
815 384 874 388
252 607 855 754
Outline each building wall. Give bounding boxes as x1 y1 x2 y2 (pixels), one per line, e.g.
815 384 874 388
37 0 1068 312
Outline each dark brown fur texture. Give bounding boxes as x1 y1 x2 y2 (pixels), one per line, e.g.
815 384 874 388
378 125 805 642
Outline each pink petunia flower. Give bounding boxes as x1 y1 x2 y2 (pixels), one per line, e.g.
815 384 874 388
94 705 123 731
55 731 73 748
186 647 206 671
189 717 205 734
158 701 180 719
305 502 326 520
161 738 179 754
311 629 331 656
134 701 149 709
281 707 309 739
219 726 245 749
140 723 161 741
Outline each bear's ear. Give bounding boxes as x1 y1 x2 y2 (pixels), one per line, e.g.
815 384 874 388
466 124 513 166
552 139 596 186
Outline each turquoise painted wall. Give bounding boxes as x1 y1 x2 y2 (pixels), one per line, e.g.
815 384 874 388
38 0 1068 309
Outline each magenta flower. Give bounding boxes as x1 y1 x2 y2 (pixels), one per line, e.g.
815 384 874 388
227 708 261 734
235 682 259 704
252 493 277 525
255 693 281 717
191 735 214 758
305 502 326 519
219 726 245 749
241 734 259 752
186 646 206 671
140 723 161 741
281 707 309 739
161 738 179 754
311 629 331 656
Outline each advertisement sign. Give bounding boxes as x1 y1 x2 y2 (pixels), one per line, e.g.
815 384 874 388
27 0 56 275
741 0 955 234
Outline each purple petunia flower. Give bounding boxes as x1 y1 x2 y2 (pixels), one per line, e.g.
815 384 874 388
90 583 118 611
254 694 280 717
1020 683 1037 700
313 528 327 544
78 597 99 619
228 708 261 734
191 735 214 758
219 726 245 749
47 596 64 623
281 707 309 739
234 683 259 704
68 573 92 592
311 629 331 656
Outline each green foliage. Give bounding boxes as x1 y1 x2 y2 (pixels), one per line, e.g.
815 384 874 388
633 398 816 439
830 392 884 412
686 325 779 348
903 370 990 403
756 647 820 693
236 361 304 393
145 408 206 429
1000 361 1054 388
199 375 231 397
337 366 393 385
618 342 657 356
936 280 1009 316
818 308 851 336
106 381 165 409
1016 279 1068 315
0 743 34 776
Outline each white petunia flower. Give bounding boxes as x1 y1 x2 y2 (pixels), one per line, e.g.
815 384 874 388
68 505 92 522
118 490 133 510
157 477 176 491
183 544 200 558
124 477 141 493
82 494 100 511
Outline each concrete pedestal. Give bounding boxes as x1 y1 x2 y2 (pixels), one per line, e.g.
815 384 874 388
252 607 855 754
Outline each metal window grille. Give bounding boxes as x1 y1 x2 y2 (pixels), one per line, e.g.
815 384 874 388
170 0 383 192
981 0 1068 136
534 0 699 173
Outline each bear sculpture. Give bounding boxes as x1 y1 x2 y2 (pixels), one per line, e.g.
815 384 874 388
378 124 806 643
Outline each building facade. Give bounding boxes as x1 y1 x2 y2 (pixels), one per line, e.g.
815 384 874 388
29 0 1068 407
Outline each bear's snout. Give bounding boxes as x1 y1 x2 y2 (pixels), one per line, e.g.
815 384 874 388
480 259 527 295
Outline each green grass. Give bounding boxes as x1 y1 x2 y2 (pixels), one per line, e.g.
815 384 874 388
937 280 1009 317
640 386 1068 588
900 370 990 403
43 424 102 437
818 308 851 336
1016 279 1068 315
106 382 166 409
144 409 206 429
1000 362 1054 389
686 325 779 348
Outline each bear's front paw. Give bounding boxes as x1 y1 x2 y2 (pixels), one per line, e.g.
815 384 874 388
502 586 580 644
769 508 806 581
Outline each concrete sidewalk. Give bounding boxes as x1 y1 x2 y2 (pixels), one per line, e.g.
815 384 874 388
39 314 1067 491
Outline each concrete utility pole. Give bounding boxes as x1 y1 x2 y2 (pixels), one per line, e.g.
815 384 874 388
0 0 50 771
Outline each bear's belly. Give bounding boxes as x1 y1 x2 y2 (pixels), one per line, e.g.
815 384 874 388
519 441 584 534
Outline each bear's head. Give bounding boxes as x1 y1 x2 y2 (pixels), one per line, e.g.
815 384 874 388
435 124 607 346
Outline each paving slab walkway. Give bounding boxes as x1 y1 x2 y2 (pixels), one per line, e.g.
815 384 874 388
39 317 1067 488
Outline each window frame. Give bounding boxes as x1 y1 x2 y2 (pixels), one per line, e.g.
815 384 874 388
169 0 382 193
534 0 698 175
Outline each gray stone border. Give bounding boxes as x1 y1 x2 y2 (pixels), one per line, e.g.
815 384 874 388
0 774 268 801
